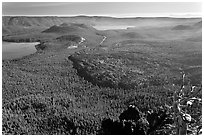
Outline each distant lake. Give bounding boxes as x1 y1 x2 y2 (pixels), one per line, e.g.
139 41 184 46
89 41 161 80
93 25 135 30
2 42 39 60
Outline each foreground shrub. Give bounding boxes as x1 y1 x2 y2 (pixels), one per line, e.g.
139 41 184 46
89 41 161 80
101 105 172 135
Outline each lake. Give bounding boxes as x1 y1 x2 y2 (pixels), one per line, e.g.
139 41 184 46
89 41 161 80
2 42 39 60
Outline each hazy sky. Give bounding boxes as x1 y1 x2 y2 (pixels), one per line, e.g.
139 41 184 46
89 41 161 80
2 2 202 17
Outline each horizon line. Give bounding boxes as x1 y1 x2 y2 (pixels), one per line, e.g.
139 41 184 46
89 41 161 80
2 14 202 19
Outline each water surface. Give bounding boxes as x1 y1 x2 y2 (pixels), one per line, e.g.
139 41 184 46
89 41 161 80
2 42 39 60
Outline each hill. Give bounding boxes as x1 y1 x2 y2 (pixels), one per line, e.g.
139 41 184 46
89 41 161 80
42 23 97 34
68 50 176 89
172 20 202 30
56 35 82 42
172 25 193 30
193 21 202 28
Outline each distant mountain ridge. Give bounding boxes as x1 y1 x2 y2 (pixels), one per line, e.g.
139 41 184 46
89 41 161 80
3 16 201 27
2 16 202 35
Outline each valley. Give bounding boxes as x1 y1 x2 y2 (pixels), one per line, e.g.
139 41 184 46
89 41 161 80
2 16 202 135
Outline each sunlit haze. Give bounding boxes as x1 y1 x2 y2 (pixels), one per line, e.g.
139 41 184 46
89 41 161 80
2 2 202 18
